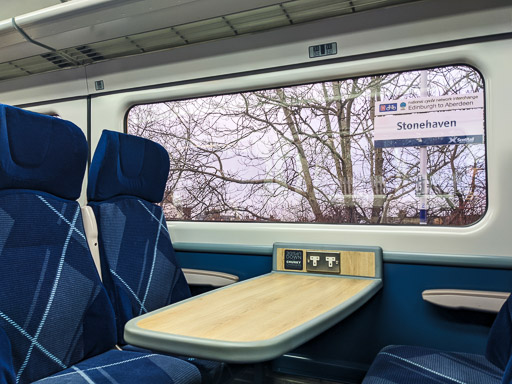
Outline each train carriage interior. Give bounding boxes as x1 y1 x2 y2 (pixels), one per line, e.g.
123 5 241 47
0 0 512 383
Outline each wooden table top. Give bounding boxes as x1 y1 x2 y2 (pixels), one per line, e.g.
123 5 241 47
136 272 373 343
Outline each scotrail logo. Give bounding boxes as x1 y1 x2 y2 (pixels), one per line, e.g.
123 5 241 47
379 103 397 112
449 136 475 144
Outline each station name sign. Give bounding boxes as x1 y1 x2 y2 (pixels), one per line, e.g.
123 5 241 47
374 92 484 148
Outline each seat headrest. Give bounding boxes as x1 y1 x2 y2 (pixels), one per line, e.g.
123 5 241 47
87 130 170 203
0 104 87 200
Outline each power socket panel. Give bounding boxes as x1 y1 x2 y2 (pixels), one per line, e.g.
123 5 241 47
306 251 340 274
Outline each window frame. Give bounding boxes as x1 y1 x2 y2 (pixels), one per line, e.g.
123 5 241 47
125 64 488 228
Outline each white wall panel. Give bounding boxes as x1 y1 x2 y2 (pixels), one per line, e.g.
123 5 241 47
0 67 87 106
90 39 512 258
2 0 512 259
84 0 512 94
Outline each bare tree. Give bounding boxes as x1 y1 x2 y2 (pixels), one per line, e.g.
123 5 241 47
127 66 486 225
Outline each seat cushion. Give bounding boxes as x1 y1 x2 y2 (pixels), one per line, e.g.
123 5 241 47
362 345 503 384
33 350 201 384
122 344 230 384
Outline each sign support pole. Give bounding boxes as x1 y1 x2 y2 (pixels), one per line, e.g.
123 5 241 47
419 71 428 225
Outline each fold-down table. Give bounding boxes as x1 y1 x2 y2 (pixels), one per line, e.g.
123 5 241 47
125 243 383 363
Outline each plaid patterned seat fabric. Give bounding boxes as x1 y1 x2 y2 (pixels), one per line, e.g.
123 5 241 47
0 105 201 384
362 294 512 384
87 130 227 383
87 130 191 341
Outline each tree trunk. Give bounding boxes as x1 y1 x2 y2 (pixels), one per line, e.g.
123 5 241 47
277 89 324 221
332 81 356 222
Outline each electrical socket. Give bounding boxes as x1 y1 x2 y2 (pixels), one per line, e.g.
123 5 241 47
306 252 340 274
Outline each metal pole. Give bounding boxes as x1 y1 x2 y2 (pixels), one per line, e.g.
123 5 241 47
419 71 428 225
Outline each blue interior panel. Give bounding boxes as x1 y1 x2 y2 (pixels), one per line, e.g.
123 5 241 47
273 262 512 382
174 250 512 382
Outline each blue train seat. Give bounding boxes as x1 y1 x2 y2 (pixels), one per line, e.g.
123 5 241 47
362 294 512 384
0 328 15 383
0 105 201 384
87 130 227 383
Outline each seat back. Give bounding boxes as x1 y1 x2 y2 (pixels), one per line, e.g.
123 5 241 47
87 130 190 343
0 105 117 383
487 294 512 378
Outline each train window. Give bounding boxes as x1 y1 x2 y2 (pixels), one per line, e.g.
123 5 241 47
127 65 485 225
